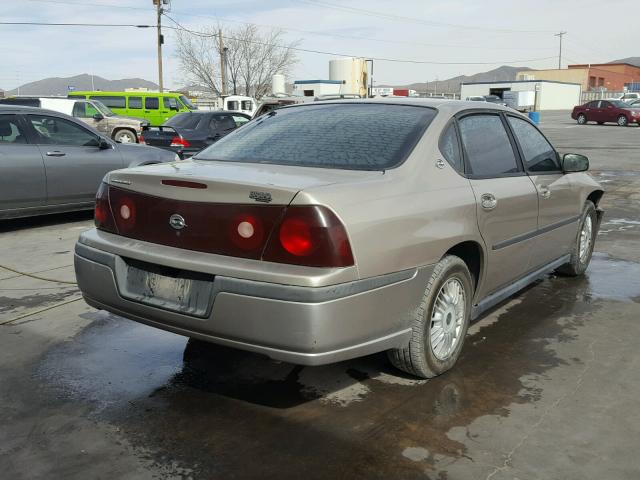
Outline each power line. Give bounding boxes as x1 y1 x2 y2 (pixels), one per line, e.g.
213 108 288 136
23 0 555 51
299 0 557 34
164 15 557 66
0 21 152 28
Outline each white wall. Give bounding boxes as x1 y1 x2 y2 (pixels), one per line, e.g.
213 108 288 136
538 82 581 110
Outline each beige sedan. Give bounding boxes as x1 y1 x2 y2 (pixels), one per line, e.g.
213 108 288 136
74 99 603 378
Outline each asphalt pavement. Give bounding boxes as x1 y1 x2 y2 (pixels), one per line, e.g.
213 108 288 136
0 110 639 480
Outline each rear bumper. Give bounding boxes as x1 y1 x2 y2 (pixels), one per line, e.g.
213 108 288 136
74 241 432 365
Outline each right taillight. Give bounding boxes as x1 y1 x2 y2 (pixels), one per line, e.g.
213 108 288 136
94 182 117 233
263 206 354 268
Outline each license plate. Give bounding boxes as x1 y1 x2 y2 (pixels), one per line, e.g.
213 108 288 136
119 262 214 318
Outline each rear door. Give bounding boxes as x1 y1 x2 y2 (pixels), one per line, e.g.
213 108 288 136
25 114 124 206
458 112 539 297
506 114 580 267
0 113 46 212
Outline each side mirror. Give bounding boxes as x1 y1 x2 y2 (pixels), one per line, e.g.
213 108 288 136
93 113 104 121
98 137 111 150
562 153 589 173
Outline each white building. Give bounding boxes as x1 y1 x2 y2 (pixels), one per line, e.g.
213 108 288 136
460 80 581 111
292 80 345 97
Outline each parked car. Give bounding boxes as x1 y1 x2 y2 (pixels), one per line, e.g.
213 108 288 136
619 92 640 103
572 100 640 126
68 91 197 126
140 111 251 158
0 97 149 143
0 105 179 220
74 99 603 379
629 99 640 107
483 95 507 105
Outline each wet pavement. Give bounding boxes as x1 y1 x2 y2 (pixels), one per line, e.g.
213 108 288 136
1 111 639 479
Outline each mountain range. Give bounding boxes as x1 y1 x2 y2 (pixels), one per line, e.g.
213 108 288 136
1 58 638 96
2 74 158 96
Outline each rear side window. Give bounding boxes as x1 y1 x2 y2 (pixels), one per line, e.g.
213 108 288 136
439 123 462 172
90 96 125 108
129 97 142 109
241 100 253 111
198 104 436 170
507 116 560 172
459 114 519 177
145 97 159 110
0 115 27 144
226 100 240 111
232 115 250 126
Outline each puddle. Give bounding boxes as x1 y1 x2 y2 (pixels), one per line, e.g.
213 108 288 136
582 253 640 303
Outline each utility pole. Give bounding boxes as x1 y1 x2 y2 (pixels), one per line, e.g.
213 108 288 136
554 31 567 70
219 29 226 96
154 0 164 92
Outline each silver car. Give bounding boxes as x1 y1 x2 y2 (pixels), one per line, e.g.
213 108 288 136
0 105 179 220
74 99 604 378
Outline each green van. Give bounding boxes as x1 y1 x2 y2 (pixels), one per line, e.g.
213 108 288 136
67 91 196 126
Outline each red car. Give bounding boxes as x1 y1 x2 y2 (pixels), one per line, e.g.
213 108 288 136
572 100 640 126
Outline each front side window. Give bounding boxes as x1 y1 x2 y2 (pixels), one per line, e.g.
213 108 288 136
508 116 560 172
439 122 462 172
90 95 125 109
459 114 519 177
163 97 179 110
0 115 27 144
145 97 159 110
27 115 99 147
197 104 436 170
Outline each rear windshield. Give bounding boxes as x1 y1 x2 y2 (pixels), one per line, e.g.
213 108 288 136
195 103 435 170
166 113 202 129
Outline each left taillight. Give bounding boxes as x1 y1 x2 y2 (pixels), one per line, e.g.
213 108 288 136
94 182 117 233
170 136 191 148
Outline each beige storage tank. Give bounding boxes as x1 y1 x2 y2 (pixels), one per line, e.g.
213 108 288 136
329 58 368 97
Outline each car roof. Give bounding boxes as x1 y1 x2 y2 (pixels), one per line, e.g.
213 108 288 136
276 97 514 115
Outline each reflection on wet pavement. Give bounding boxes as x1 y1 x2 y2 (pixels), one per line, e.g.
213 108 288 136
34 253 639 478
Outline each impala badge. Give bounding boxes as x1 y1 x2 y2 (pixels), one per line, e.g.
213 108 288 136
169 214 187 230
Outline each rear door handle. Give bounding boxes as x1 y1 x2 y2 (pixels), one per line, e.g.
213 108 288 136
46 151 66 157
480 193 497 210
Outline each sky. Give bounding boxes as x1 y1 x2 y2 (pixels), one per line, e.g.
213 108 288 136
0 0 637 91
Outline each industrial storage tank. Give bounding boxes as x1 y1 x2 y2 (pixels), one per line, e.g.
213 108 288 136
272 74 286 95
329 57 368 97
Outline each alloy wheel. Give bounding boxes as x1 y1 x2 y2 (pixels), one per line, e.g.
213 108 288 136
579 215 593 263
430 278 466 361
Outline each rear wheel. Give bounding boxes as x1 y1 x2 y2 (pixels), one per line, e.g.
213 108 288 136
388 255 472 379
113 129 137 143
577 114 587 125
617 115 629 127
557 201 597 276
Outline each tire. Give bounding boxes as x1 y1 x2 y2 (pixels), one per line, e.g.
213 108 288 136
577 114 587 125
388 255 473 379
557 201 597 277
113 129 137 143
617 115 629 127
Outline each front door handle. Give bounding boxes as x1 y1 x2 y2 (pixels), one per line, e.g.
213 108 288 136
480 193 497 210
539 185 551 199
46 151 66 157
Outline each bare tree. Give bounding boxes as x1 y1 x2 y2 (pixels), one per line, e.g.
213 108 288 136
175 24 298 99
